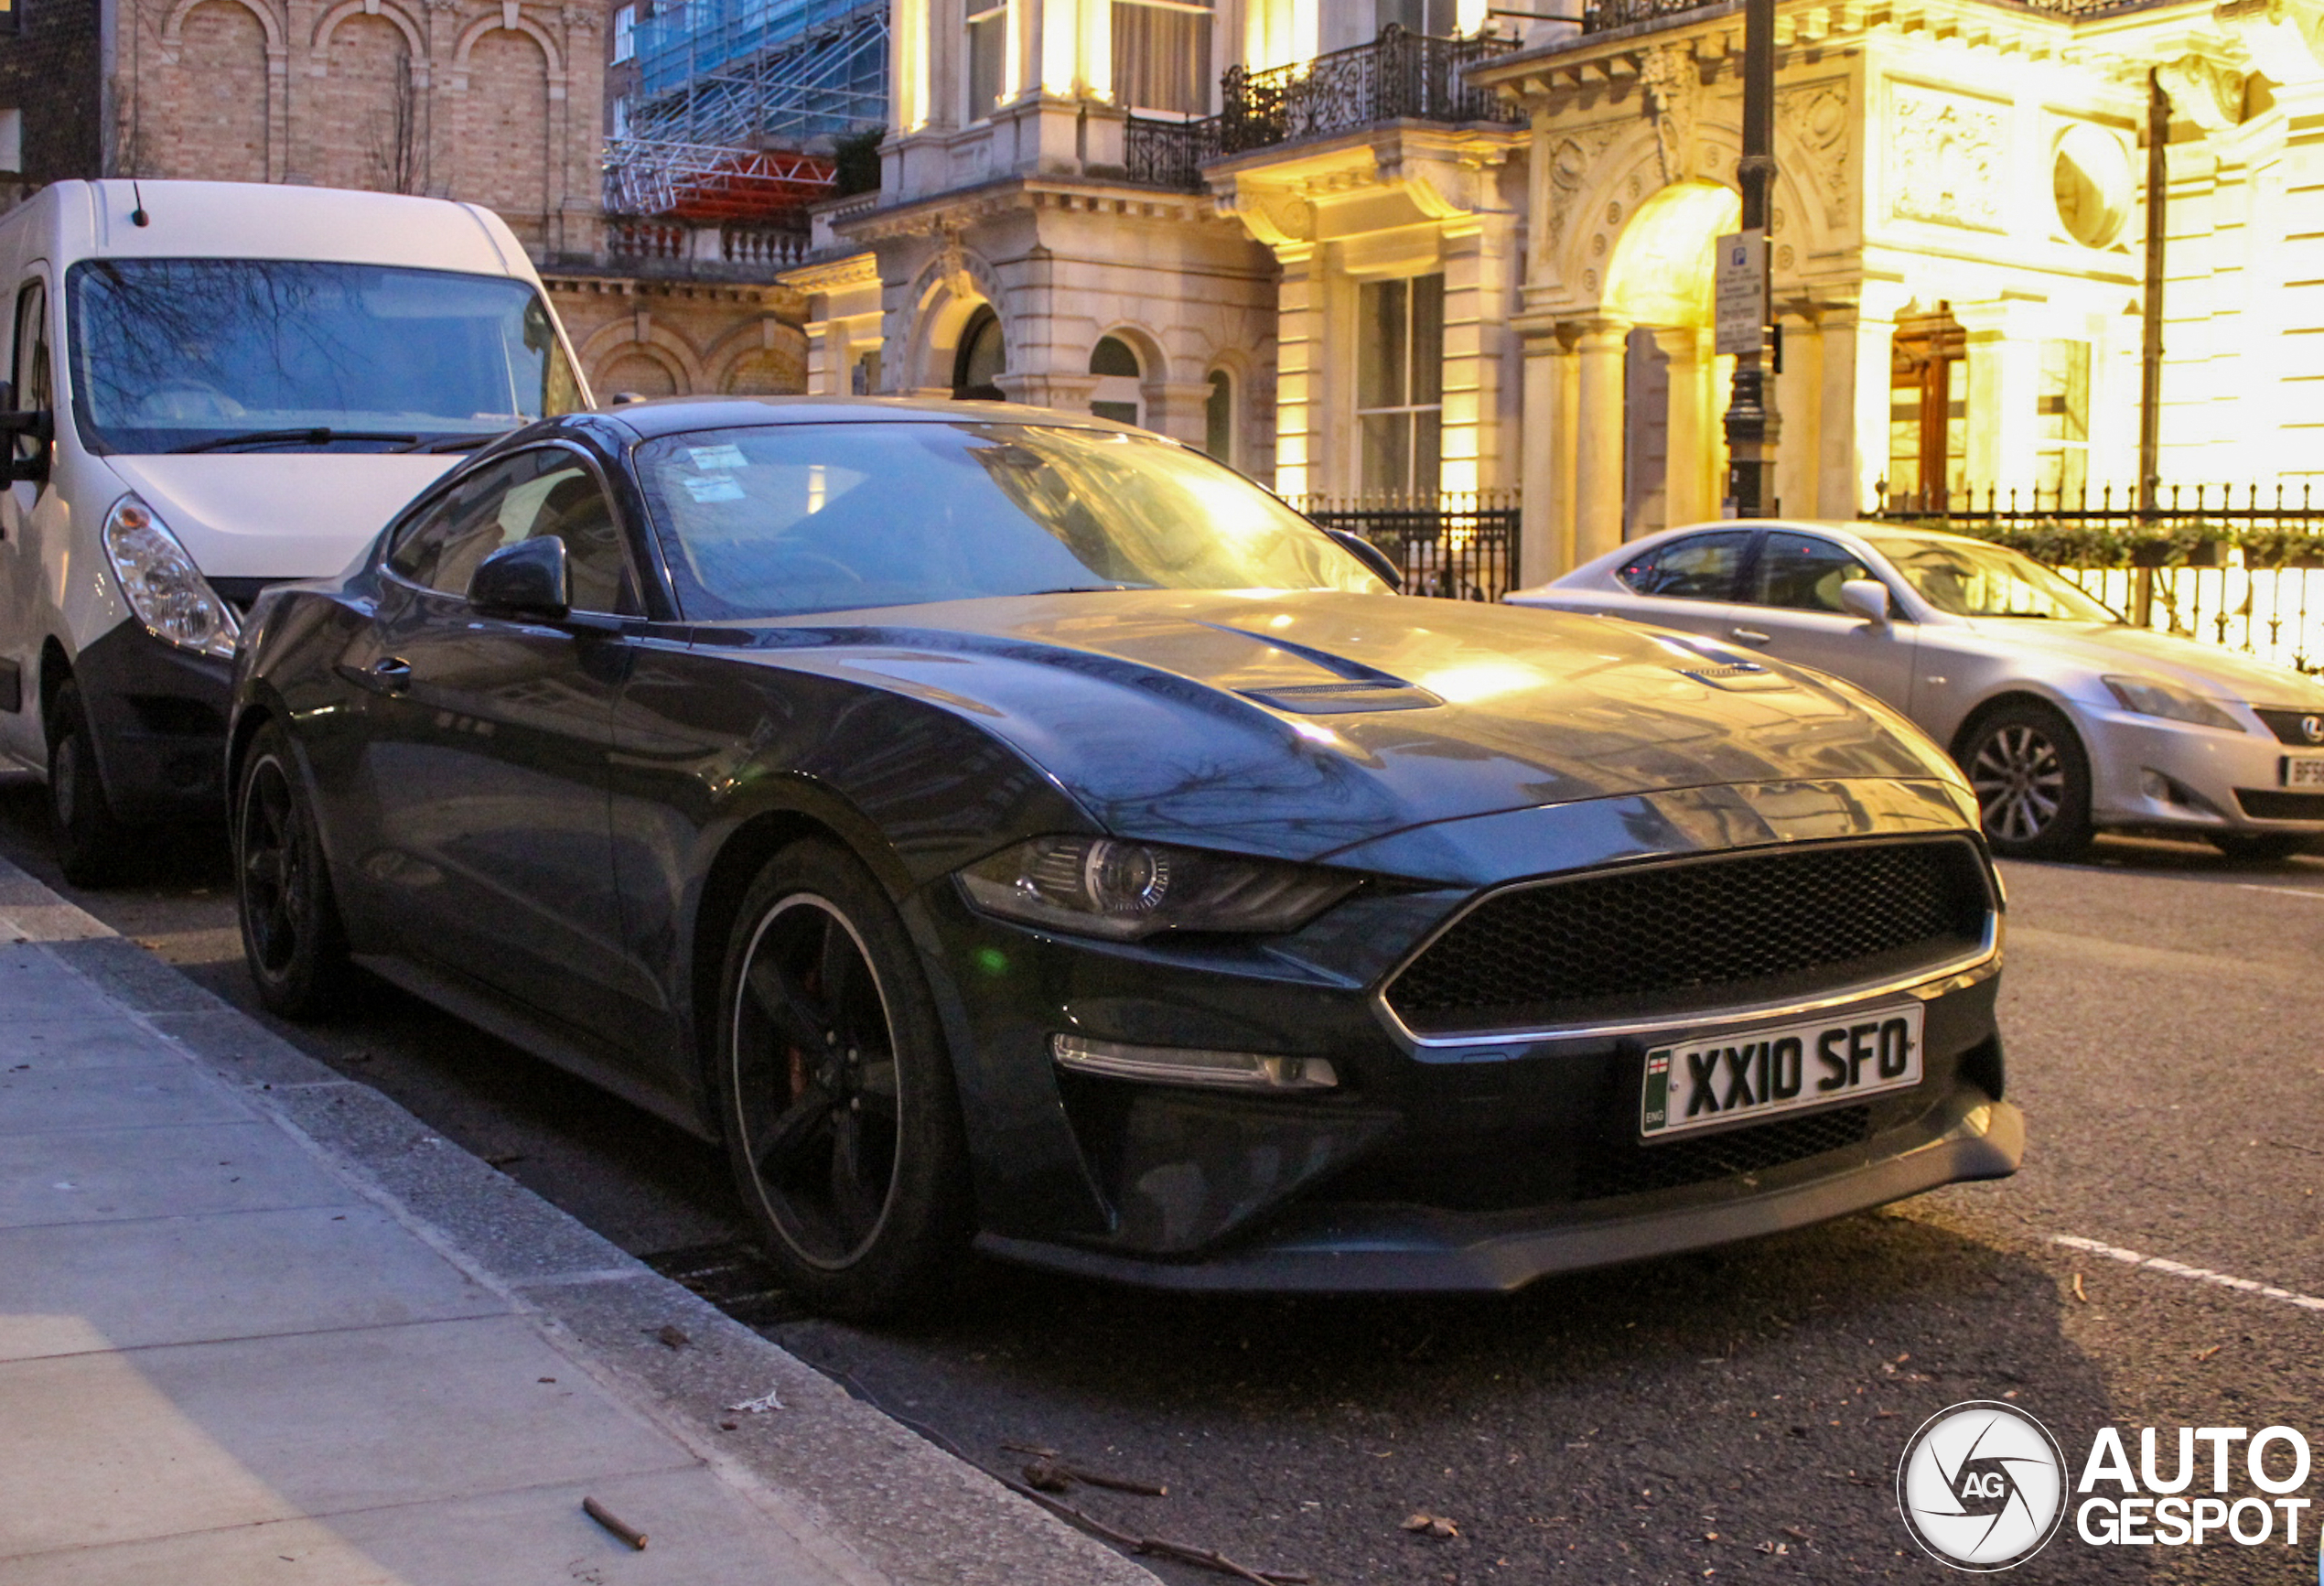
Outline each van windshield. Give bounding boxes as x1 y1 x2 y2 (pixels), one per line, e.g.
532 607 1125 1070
64 260 582 454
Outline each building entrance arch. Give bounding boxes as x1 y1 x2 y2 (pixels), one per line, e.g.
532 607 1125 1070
1592 180 1741 545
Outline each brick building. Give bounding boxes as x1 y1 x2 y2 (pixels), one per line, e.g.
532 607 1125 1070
0 0 808 394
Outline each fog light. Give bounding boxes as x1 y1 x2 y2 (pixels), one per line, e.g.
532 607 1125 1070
2140 768 2227 817
1050 1034 1339 1092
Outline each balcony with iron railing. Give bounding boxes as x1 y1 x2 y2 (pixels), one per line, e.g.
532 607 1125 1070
1124 27 1524 191
1580 0 2173 36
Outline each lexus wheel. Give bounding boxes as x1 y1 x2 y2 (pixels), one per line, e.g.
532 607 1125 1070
1961 702 2093 860
233 722 351 1018
46 678 131 888
715 840 972 1319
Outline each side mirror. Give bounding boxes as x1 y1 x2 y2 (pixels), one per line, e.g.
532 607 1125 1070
1326 528 1404 594
1839 577 1891 626
0 399 53 486
469 536 570 620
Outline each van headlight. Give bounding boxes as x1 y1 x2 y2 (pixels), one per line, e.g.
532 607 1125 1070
102 494 239 660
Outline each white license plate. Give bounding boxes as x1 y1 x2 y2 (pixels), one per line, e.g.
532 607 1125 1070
1641 1003 1925 1141
2285 756 2324 789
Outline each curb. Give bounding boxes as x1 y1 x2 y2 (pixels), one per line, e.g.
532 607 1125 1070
5 858 1159 1586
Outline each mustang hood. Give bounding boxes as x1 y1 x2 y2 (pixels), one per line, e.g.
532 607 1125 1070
730 590 1964 864
104 453 461 579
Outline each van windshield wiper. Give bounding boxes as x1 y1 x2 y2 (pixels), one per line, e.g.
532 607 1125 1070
396 432 504 453
171 427 423 454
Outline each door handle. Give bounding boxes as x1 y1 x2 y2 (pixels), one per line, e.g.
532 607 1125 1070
367 656 413 692
1729 627 1772 646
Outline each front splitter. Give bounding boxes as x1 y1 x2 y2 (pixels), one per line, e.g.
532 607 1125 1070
975 1095 2024 1294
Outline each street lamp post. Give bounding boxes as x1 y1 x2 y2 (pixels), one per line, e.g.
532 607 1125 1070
1722 0 1779 517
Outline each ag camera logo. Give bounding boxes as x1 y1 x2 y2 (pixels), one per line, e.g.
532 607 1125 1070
1897 1401 2067 1570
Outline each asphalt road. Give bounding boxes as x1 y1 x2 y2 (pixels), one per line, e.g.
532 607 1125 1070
5 772 2319 1585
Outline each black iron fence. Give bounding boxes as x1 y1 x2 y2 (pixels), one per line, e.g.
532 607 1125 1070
1870 482 2324 673
1581 0 2167 29
1123 28 1522 191
1299 491 1522 602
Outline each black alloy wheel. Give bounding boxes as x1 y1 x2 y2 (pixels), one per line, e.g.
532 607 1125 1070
233 722 351 1018
1961 701 2093 860
46 678 131 888
2209 831 2312 864
715 840 972 1319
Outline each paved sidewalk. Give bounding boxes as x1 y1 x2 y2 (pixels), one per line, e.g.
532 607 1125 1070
0 858 1156 1586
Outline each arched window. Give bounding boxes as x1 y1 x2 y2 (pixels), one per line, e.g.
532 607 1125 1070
1203 369 1233 463
952 308 1005 401
1089 334 1142 426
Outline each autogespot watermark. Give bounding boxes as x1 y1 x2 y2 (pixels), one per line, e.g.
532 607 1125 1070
1896 1402 2317 1570
1897 1402 2068 1570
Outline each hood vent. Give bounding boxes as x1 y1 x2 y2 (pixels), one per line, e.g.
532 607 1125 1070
1238 680 1442 715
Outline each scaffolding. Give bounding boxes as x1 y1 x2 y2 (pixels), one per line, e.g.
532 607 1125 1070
603 138 836 221
627 0 885 147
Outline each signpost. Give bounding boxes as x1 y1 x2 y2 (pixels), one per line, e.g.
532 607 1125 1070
1720 0 1780 519
1713 231 1768 359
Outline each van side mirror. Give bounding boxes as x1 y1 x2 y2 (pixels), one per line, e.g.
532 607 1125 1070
1839 578 1891 626
468 536 570 620
1326 528 1404 594
0 387 54 486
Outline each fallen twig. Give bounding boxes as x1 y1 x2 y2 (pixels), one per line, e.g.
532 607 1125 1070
582 1496 648 1550
2071 1273 2090 1303
1021 1454 1168 1497
1001 1476 1307 1584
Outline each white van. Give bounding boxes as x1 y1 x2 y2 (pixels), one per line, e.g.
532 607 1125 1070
0 179 590 882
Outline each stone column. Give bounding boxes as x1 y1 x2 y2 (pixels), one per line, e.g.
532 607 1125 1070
1573 318 1630 565
1773 305 1820 519
1270 242 1321 502
1652 326 1706 528
1439 211 1520 494
1812 298 1865 517
1517 316 1576 584
1851 299 1901 510
1955 297 2042 495
994 371 1100 413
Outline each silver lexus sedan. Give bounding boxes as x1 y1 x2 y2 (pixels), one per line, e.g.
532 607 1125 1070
1508 520 2324 860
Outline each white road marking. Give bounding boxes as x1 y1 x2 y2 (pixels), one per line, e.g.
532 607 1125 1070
2050 1235 2324 1315
2238 884 2324 901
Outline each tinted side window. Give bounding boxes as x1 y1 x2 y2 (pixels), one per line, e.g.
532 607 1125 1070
1617 531 1751 600
1754 533 1875 613
388 449 637 613
11 281 48 474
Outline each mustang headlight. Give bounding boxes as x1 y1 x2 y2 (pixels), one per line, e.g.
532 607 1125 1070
102 494 239 660
958 836 1356 941
2103 674 2243 733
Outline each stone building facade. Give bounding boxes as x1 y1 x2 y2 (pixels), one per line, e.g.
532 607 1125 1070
787 0 2324 587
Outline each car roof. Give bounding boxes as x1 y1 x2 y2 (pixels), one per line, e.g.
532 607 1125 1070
1649 518 1995 552
599 394 1164 443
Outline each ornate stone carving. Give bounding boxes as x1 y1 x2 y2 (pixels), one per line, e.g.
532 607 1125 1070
1639 45 1700 186
1544 122 1622 251
2155 54 2243 132
1778 78 1849 230
1887 86 2005 232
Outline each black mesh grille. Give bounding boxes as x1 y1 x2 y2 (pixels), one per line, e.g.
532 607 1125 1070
2253 708 2324 748
1576 1106 1874 1201
1388 838 1992 1037
2235 788 2324 821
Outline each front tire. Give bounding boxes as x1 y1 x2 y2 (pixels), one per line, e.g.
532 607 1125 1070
46 678 132 888
233 722 351 1019
1959 701 2093 860
714 840 973 1320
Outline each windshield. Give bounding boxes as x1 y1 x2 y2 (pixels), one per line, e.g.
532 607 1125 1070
636 422 1387 619
66 260 582 454
1876 534 2120 622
